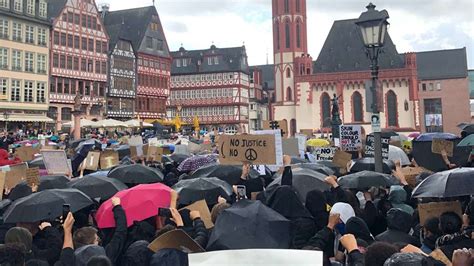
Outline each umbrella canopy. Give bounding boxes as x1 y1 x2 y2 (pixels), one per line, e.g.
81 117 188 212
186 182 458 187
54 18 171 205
412 168 474 198
189 163 260 185
206 200 290 250
114 145 130 160
177 154 218 172
388 145 411 166
95 183 172 228
3 189 93 223
350 157 395 174
290 156 307 164
306 139 330 147
416 132 457 142
92 119 128 128
338 171 398 189
74 139 102 157
124 119 154 128
293 163 335 176
63 118 98 128
457 134 474 147
107 164 164 185
9 175 71 201
459 124 474 133
69 138 87 149
28 157 45 169
68 175 128 201
408 132 420 139
172 177 233 205
266 168 330 203
162 154 190 164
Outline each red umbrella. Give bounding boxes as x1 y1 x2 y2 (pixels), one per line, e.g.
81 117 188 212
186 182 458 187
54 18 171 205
95 183 172 228
408 132 420 139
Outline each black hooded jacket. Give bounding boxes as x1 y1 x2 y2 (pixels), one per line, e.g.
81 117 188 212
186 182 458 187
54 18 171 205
346 216 374 245
120 240 153 266
375 208 420 247
305 190 329 232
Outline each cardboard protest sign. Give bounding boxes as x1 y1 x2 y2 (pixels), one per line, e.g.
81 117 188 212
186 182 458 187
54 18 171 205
431 139 454 157
84 151 101 171
365 135 390 159
180 200 214 229
128 135 143 146
41 150 69 175
300 129 313 137
100 150 119 169
282 138 300 157
219 134 277 165
339 125 362 152
148 229 204 253
401 167 432 187
147 146 171 162
15 146 40 161
129 144 144 160
418 201 462 225
4 163 28 189
263 120 288 138
332 150 352 169
313 147 337 161
25 167 40 187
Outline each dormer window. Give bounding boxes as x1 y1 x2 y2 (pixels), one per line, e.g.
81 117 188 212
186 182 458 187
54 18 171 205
208 57 213 65
214 56 219 65
182 58 187 67
14 0 22 12
176 59 181 68
39 1 47 18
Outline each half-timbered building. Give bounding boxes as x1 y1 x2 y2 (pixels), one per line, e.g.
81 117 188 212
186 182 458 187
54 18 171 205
102 6 171 121
46 0 109 130
168 45 250 134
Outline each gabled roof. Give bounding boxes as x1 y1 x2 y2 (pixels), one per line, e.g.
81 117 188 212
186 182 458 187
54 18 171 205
250 64 275 91
103 6 169 57
313 19 405 74
44 0 67 21
170 45 248 75
416 48 468 80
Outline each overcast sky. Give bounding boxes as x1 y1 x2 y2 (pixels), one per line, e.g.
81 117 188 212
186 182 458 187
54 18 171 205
98 0 474 68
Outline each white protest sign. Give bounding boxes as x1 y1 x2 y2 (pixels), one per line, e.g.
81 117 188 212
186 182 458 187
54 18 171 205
253 165 266 176
339 125 362 152
252 129 283 166
295 134 307 156
313 147 337 161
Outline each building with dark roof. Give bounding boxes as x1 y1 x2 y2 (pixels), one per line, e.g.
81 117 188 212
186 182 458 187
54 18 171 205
168 45 251 133
102 5 171 121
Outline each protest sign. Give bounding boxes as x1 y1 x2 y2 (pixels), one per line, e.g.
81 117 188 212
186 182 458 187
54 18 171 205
41 150 69 175
100 150 119 169
339 125 362 152
219 134 277 165
147 146 171 162
4 163 28 189
180 200 213 229
263 120 288 138
365 135 390 159
282 138 300 157
418 201 462 225
332 150 352 168
128 135 143 146
401 167 432 187
295 134 307 155
313 147 337 161
15 146 40 161
129 144 144 160
148 229 204 253
300 129 313 137
174 145 189 155
84 151 101 171
25 167 40 187
253 165 266 176
431 139 454 157
252 129 284 166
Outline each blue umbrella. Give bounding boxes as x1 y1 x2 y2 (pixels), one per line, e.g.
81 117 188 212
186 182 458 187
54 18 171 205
416 132 457 141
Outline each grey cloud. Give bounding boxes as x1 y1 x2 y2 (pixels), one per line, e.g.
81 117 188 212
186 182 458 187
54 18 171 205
166 21 188 33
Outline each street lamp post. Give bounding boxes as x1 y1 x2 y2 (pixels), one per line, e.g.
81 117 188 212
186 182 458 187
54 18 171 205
355 3 389 173
3 111 10 131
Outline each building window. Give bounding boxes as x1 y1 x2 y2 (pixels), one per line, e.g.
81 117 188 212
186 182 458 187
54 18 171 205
352 92 363 122
11 79 20 101
37 54 46 74
296 0 301 12
0 78 7 99
284 0 289 13
214 56 219 65
67 34 73 48
386 90 398 127
61 108 72 121
59 54 65 68
47 107 57 120
74 13 80 24
286 68 291 78
38 28 47 46
66 56 72 69
73 57 79 70
101 61 106 74
26 0 34 14
0 20 8 39
424 98 443 132
0 0 9 8
146 36 153 49
12 22 22 41
52 53 58 68
73 35 79 49
321 93 331 127
208 57 213 65
285 22 290 48
63 79 69 94
60 32 66 46
87 59 93 72
429 83 434 91
13 0 22 12
286 87 292 101
53 31 59 45
88 38 94 52
24 81 33 102
25 25 34 43
81 36 87 50
0 47 8 69
39 0 47 18
36 82 46 103
436 82 441 91
12 50 21 71
81 58 86 71
296 23 301 48
95 61 100 73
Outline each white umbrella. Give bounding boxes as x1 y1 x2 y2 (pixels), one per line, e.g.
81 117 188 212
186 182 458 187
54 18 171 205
124 119 153 128
92 119 128 128
388 145 411 166
62 118 97 127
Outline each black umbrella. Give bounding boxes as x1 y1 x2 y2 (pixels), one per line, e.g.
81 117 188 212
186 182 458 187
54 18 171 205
3 188 93 223
28 157 46 169
338 171 398 189
412 140 469 172
114 145 131 160
412 168 474 198
293 163 335 176
206 200 290 250
107 164 164 185
9 175 71 201
350 157 395 174
189 163 260 185
266 168 330 203
369 131 398 138
75 139 102 156
313 161 341 176
69 138 87 149
172 177 233 205
68 174 128 200
459 124 474 133
290 156 307 164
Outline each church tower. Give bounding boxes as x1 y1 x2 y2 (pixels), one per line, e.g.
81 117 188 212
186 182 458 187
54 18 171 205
272 0 308 103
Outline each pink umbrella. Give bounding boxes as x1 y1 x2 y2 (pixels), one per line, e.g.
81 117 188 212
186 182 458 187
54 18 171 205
95 183 172 228
408 132 420 139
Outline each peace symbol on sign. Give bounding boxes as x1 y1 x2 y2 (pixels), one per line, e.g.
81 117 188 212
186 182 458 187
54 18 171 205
245 148 258 161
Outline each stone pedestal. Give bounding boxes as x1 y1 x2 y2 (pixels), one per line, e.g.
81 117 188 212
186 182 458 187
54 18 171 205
72 110 82 140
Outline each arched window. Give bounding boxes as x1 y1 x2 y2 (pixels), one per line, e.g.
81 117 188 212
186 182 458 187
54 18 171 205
290 119 297 137
296 23 301 48
275 23 280 50
286 87 292 101
352 92 363 122
296 0 301 12
387 90 398 127
286 68 291 78
321 93 331 127
285 21 290 48
284 0 289 13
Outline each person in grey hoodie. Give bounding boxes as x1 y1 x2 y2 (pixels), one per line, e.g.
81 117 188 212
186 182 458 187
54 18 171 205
388 185 414 215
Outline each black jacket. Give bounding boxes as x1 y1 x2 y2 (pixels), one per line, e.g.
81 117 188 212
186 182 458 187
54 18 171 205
375 208 420 247
105 205 128 264
303 227 334 266
192 218 209 248
53 247 75 266
32 226 63 265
